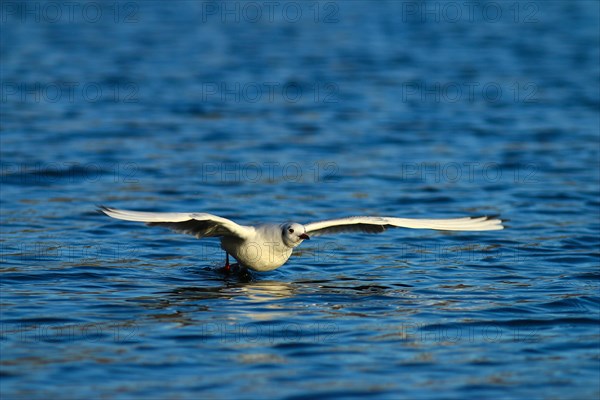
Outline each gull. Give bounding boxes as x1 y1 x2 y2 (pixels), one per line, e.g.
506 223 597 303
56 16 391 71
99 206 503 272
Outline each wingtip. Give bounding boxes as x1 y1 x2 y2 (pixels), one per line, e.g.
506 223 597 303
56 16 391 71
470 214 506 230
470 214 499 221
97 205 112 216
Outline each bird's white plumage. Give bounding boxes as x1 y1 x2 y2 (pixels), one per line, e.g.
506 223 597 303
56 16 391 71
305 215 503 236
99 206 504 272
99 206 254 239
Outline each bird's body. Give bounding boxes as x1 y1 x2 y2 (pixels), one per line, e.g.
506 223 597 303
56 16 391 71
220 224 294 271
99 206 504 272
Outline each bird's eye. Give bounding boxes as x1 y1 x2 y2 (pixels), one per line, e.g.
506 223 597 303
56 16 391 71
288 228 294 233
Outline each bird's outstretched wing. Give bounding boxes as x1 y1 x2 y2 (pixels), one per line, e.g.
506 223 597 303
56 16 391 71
98 206 254 239
304 216 503 237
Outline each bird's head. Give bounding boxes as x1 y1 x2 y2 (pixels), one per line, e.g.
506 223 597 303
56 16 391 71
281 222 310 247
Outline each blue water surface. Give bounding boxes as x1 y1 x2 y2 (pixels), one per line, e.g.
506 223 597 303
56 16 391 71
1 1 599 399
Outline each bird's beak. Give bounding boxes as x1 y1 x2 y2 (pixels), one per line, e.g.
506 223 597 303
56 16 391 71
299 233 310 240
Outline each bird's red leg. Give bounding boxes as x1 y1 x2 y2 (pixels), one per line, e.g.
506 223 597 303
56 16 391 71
224 252 231 273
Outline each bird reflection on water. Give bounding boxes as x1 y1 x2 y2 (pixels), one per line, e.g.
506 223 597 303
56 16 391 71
167 279 297 302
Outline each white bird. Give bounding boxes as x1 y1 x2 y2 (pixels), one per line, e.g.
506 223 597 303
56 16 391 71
99 206 503 272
